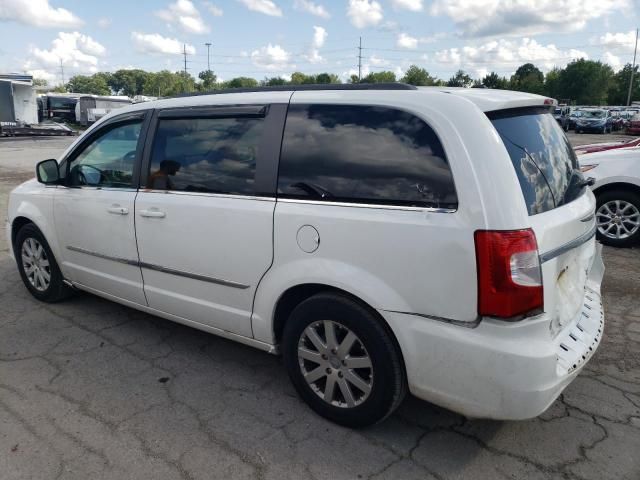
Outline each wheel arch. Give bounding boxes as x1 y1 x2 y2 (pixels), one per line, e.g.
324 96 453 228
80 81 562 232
11 216 35 251
593 181 640 198
271 283 407 375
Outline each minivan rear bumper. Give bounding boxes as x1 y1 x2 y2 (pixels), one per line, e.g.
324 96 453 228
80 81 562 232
382 244 605 420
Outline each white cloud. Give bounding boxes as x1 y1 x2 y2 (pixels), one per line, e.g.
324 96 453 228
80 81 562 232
599 31 637 51
602 51 623 71
430 0 627 37
237 0 282 16
397 33 418 49
204 2 224 16
293 0 330 18
434 38 588 77
369 55 390 66
23 32 106 83
97 17 111 28
251 44 294 70
0 0 82 28
391 0 423 11
131 32 196 55
305 26 327 64
156 0 209 34
312 26 327 48
347 0 383 29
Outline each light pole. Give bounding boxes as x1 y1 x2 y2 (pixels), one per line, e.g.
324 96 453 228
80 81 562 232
205 42 212 72
627 28 639 107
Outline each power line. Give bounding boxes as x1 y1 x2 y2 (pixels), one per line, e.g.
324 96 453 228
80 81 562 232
627 28 638 106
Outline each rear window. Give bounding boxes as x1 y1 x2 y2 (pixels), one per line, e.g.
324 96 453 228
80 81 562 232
278 104 457 209
489 107 583 215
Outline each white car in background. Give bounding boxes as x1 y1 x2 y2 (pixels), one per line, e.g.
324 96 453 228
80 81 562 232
579 146 640 247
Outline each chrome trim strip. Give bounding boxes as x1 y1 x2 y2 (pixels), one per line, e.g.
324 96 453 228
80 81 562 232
66 246 249 289
383 310 481 328
539 223 597 264
580 213 595 223
139 262 250 289
139 189 275 202
277 198 457 213
66 246 139 266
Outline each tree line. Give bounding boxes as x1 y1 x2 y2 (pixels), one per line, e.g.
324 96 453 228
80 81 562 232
44 58 639 106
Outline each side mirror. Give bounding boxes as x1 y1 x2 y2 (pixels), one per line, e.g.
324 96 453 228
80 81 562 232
36 159 60 185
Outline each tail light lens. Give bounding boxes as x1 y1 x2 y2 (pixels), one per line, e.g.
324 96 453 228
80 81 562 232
474 229 543 318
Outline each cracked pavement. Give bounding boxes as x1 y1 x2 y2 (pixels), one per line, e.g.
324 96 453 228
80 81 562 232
1 136 640 479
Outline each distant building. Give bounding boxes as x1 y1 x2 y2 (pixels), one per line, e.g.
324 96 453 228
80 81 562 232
0 74 38 125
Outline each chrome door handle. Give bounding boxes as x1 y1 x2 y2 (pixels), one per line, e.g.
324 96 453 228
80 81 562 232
139 208 166 218
107 205 129 215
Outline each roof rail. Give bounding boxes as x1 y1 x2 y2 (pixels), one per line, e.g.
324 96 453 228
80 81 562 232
167 82 417 99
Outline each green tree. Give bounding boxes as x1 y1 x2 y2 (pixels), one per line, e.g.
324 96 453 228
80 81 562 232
32 78 48 87
558 59 614 105
607 64 640 105
349 74 360 84
543 67 562 99
446 70 473 88
315 72 340 84
66 74 110 95
361 71 396 83
400 65 436 86
481 72 509 89
198 70 218 91
262 76 287 86
224 77 259 88
108 69 149 97
290 72 317 84
510 63 544 94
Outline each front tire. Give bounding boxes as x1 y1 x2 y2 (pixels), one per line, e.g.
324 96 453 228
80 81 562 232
595 190 640 247
282 292 406 427
14 223 73 302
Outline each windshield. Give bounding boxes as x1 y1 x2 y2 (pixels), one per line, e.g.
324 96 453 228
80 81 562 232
582 110 606 119
489 107 584 216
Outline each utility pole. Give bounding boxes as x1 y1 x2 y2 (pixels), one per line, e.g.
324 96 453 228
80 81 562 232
205 42 212 72
627 28 639 107
357 36 362 82
59 59 65 86
183 44 188 76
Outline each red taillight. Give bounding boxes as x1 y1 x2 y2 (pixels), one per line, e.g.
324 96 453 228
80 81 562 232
474 229 543 318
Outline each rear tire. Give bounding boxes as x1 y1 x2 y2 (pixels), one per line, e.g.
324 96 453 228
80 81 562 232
14 223 73 302
282 292 406 427
595 190 640 248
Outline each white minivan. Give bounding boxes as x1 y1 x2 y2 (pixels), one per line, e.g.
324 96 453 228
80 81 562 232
6 84 605 427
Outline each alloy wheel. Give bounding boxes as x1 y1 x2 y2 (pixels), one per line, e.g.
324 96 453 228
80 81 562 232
21 237 51 292
596 200 640 240
297 320 373 408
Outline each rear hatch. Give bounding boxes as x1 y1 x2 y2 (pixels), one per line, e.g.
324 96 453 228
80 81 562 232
489 107 598 334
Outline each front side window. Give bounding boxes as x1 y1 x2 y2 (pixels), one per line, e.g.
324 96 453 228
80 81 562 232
278 104 457 209
68 119 142 188
148 116 264 195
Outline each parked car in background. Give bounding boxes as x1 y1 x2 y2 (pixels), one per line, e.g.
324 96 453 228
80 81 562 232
610 111 626 131
627 114 640 135
7 85 604 427
553 105 570 131
568 109 583 130
580 146 640 247
575 108 613 134
574 136 640 155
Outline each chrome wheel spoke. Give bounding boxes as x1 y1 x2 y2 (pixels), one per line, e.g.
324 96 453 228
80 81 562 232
298 346 323 364
324 376 337 403
324 320 338 351
336 331 357 358
344 356 372 369
344 370 372 395
337 378 356 408
304 365 327 384
304 325 327 353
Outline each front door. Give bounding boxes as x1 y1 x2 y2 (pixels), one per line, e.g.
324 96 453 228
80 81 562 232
54 112 148 305
134 105 285 337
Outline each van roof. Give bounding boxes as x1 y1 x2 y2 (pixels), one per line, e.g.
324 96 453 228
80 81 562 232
111 84 556 118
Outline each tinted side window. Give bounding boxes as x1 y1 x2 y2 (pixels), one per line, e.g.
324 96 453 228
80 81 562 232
68 120 142 188
148 117 264 195
278 104 457 209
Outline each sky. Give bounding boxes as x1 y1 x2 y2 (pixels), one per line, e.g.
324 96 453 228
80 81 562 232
0 0 639 85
